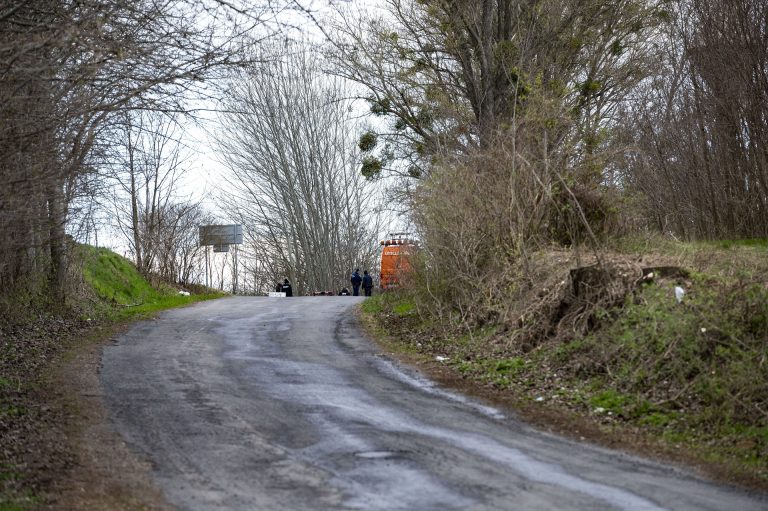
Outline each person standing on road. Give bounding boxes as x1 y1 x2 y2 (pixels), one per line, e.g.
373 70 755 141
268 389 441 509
351 269 362 296
275 282 282 293
362 270 373 297
281 278 293 297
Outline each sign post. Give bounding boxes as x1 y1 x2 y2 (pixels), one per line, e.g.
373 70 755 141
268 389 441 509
199 224 244 293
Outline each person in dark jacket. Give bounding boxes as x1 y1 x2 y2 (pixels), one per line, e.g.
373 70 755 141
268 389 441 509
275 282 282 293
350 269 362 296
281 278 293 297
362 270 373 296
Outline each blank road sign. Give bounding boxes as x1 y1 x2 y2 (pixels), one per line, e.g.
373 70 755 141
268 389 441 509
199 224 243 246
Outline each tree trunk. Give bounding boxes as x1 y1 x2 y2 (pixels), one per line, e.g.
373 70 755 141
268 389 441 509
47 180 67 302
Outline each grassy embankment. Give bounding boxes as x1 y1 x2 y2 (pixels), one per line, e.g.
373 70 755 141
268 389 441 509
80 246 222 318
0 245 223 510
361 237 768 490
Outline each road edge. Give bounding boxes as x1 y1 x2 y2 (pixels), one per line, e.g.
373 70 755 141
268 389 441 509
354 303 768 496
39 319 174 510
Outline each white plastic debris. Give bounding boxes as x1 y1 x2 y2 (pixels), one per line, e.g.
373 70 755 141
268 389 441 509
535 396 545 402
700 327 707 333
645 272 655 280
435 355 449 362
594 407 606 414
178 290 190 296
674 286 685 303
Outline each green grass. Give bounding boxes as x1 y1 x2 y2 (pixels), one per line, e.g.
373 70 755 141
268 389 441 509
392 300 416 316
0 379 14 392
79 245 223 320
361 295 385 314
714 238 768 249
0 501 34 511
0 474 39 511
494 357 526 374
361 293 417 317
81 247 164 305
589 390 632 415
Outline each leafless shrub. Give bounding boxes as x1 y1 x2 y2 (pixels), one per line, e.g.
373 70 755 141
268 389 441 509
105 110 209 285
411 131 557 330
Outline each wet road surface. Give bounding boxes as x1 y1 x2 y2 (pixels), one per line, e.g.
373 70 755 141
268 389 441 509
101 297 767 510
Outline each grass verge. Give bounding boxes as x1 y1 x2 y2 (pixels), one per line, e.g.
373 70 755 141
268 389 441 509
80 246 223 320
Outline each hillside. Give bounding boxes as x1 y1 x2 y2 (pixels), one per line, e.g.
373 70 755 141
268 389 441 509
79 246 216 317
0 245 222 509
361 237 768 490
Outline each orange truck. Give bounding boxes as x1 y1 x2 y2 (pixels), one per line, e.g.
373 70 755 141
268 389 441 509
379 233 416 290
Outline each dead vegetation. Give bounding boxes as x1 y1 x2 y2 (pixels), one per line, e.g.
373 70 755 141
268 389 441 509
492 249 692 353
0 312 86 507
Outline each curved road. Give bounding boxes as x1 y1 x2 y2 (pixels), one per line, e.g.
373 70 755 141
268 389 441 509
102 297 766 510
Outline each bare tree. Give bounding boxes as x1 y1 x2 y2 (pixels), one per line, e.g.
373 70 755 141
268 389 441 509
293 0 666 325
0 0 281 302
216 43 382 295
165 203 213 286
623 0 768 239
106 110 212 285
108 112 182 274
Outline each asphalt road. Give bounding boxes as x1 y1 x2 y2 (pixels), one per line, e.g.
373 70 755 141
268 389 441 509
101 296 767 511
